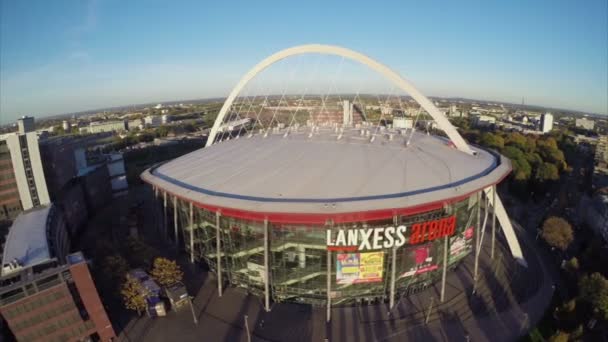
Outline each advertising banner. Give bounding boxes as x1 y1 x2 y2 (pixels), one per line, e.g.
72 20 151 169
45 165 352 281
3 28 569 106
336 252 384 285
449 226 474 260
399 243 439 278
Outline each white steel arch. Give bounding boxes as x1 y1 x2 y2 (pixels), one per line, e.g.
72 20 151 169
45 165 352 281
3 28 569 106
205 44 526 266
206 44 473 154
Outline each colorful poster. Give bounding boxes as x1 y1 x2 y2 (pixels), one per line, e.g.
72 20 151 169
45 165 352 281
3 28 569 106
399 243 439 278
450 226 474 259
336 252 384 284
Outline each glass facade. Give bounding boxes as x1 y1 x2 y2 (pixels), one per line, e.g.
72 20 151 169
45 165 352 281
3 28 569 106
165 192 480 306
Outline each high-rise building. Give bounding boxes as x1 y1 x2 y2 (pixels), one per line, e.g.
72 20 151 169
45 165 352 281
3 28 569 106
1 132 50 210
17 116 35 135
342 100 353 126
540 112 553 133
0 140 22 222
0 206 115 341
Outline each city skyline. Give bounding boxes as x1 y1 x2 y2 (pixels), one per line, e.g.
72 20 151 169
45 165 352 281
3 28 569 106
1 0 607 124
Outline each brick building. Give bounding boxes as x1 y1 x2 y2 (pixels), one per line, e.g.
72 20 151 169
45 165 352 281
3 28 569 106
0 206 114 341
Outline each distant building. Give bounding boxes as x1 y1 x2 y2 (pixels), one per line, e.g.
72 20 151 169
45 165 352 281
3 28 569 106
144 115 162 128
393 117 413 129
472 115 496 128
576 117 595 130
128 118 144 131
540 112 553 133
1 130 51 211
161 114 172 124
342 100 354 126
62 120 70 131
87 120 128 134
0 206 115 341
17 116 35 134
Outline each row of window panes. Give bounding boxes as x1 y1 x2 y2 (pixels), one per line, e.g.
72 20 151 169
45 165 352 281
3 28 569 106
0 182 17 192
0 172 15 181
18 312 81 341
3 289 66 319
0 191 19 202
12 303 74 331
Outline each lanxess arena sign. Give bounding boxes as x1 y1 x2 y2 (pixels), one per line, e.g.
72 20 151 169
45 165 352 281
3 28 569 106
326 215 457 251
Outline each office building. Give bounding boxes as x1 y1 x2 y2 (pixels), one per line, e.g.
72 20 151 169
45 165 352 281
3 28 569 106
144 115 162 128
17 117 35 135
0 205 114 341
0 130 50 211
85 121 128 134
0 140 22 222
576 117 595 131
540 112 553 133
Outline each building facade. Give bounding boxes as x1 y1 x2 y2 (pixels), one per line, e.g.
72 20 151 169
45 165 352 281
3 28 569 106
165 193 479 305
86 120 128 134
0 206 115 341
540 112 553 133
1 132 50 211
575 117 595 131
0 140 22 222
0 253 115 342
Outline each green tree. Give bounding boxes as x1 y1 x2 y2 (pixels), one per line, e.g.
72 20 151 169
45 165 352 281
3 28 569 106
124 237 159 268
564 257 579 274
541 217 573 251
524 136 537 153
578 272 608 320
505 132 527 151
121 274 149 316
525 153 543 168
155 126 170 138
479 132 504 150
102 255 129 287
535 162 560 182
538 137 558 150
150 257 184 287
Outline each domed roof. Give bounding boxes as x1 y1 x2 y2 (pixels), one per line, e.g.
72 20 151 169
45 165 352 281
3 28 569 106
142 128 510 217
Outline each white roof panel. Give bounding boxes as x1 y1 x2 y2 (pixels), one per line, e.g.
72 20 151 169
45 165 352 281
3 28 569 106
143 129 511 214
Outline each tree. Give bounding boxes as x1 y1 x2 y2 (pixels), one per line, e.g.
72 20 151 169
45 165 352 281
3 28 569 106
578 272 608 319
541 217 573 251
150 257 184 287
535 162 560 182
124 237 159 268
564 257 579 274
548 330 569 342
102 255 129 286
505 132 527 151
480 132 504 150
121 275 149 315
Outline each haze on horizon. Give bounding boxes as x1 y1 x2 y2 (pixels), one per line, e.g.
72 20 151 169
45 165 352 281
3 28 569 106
1 0 607 125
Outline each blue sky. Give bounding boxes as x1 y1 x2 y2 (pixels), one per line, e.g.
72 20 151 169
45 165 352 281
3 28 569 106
1 0 607 124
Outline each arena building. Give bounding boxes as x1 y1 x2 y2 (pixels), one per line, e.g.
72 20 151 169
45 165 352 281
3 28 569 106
141 45 526 319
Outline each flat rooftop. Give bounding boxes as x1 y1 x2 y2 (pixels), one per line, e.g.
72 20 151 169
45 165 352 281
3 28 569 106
2 205 52 276
142 128 511 215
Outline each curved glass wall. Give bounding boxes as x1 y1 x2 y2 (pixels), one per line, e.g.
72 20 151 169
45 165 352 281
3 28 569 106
165 192 480 306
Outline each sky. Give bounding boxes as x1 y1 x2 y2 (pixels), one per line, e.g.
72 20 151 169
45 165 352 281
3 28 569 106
1 0 607 124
